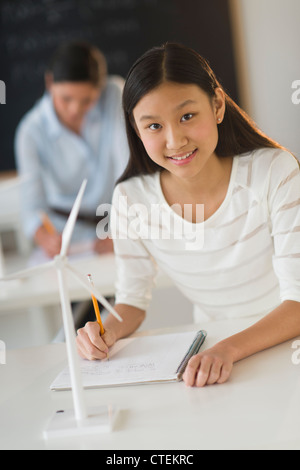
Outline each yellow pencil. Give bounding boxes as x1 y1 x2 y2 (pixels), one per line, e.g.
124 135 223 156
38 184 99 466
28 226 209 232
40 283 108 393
41 212 57 235
87 274 105 336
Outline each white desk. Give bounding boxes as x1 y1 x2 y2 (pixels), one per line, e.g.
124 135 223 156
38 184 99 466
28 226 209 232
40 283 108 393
0 317 299 450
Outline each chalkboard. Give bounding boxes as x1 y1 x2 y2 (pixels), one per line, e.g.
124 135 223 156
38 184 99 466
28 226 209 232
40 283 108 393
0 0 238 172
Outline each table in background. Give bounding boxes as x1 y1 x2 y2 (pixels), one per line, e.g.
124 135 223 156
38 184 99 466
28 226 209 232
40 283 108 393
0 252 172 313
0 316 299 450
0 251 179 348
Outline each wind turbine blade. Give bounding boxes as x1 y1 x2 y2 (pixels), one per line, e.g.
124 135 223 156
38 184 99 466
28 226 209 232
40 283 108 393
0 260 54 282
65 263 123 323
60 179 88 257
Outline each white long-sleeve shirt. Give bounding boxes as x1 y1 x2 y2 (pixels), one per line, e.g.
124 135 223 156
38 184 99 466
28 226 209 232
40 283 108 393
110 148 300 322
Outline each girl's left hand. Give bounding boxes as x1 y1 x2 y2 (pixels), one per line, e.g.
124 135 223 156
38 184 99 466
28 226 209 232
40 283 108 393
182 343 234 387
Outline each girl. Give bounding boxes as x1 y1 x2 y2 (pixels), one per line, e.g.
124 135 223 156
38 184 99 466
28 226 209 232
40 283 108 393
76 43 300 387
15 41 129 258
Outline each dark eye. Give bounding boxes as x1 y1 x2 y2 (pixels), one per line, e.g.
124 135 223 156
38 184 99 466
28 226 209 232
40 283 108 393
149 123 162 130
181 113 193 122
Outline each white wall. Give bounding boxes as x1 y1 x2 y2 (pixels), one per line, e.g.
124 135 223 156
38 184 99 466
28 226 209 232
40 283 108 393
230 0 300 158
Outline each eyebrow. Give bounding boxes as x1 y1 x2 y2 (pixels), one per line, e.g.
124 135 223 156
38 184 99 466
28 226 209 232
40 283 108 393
176 99 197 110
138 99 198 122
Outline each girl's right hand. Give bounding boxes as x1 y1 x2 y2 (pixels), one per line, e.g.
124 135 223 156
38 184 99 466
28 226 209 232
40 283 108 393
76 322 117 360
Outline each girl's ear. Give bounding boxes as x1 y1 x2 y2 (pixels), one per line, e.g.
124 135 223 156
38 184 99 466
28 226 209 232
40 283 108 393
213 87 226 124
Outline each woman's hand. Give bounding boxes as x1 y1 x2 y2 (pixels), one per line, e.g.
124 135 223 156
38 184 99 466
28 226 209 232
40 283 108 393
93 238 114 255
34 226 62 258
182 343 234 387
76 321 117 360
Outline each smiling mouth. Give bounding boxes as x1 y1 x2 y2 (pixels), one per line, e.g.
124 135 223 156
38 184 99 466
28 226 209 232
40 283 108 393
166 149 197 162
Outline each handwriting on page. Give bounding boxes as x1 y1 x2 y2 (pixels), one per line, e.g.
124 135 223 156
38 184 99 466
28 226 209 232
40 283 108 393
78 335 181 386
81 360 157 378
80 336 161 380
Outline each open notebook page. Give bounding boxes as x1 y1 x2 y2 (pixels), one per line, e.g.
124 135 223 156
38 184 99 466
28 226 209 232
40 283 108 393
51 330 206 390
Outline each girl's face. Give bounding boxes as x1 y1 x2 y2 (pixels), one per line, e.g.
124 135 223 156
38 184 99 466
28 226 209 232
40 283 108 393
133 81 225 180
47 78 101 130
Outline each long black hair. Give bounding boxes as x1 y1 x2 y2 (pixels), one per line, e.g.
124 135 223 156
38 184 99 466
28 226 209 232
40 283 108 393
46 41 107 88
118 42 285 184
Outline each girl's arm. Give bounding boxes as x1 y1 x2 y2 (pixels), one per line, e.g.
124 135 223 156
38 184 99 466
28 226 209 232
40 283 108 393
184 153 300 387
183 300 300 387
76 304 146 360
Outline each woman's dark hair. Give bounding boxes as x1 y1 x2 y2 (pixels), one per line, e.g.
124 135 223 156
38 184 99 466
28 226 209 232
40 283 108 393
47 41 107 88
118 42 285 184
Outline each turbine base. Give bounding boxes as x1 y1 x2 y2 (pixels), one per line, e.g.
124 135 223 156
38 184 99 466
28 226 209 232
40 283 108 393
43 405 119 440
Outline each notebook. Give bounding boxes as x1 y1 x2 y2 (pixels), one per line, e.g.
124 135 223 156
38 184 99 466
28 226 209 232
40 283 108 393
50 330 207 391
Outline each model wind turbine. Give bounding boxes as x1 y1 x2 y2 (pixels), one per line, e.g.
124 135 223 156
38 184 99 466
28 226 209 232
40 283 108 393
0 179 122 439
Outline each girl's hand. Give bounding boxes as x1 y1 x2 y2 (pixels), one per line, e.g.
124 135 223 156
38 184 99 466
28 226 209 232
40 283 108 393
182 343 234 387
76 321 117 360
